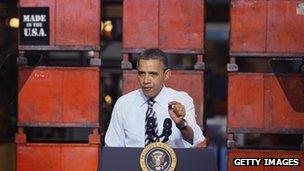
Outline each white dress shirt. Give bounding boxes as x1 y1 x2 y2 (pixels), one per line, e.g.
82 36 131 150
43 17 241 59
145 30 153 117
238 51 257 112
105 86 204 148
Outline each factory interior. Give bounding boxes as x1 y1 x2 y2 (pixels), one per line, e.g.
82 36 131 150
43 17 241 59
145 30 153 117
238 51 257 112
0 0 303 170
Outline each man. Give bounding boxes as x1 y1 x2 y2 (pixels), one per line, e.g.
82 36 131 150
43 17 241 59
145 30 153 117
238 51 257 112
105 49 204 148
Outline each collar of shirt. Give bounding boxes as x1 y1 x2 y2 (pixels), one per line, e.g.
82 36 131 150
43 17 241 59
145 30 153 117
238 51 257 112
139 85 168 108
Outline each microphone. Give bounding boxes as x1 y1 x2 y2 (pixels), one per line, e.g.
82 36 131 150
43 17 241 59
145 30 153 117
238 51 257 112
146 117 157 143
160 118 172 142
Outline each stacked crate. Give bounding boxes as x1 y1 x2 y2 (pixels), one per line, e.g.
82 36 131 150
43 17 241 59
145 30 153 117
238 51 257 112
15 0 101 170
122 0 206 127
227 0 304 170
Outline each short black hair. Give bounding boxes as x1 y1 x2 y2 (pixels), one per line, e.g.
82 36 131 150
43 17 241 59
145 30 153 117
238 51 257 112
137 49 169 70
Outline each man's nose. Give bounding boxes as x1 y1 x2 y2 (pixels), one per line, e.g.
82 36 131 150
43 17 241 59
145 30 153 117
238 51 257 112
143 75 151 84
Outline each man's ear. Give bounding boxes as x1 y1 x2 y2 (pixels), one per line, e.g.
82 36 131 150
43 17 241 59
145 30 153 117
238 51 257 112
164 69 171 81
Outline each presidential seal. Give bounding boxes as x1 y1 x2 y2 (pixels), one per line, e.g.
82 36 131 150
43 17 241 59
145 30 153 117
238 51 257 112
140 142 177 171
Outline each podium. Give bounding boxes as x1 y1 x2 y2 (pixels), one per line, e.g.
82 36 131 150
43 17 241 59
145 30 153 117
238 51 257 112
100 147 218 171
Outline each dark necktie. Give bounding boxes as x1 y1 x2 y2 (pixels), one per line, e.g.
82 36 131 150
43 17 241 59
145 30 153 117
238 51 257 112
145 98 158 146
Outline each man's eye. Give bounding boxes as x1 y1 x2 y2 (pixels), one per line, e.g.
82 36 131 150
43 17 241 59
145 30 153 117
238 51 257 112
150 73 158 76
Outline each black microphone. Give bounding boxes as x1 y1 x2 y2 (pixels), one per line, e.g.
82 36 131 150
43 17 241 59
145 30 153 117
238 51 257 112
161 118 172 142
146 117 157 143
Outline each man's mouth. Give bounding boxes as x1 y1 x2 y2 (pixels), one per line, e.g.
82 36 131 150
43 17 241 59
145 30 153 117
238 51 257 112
143 87 153 91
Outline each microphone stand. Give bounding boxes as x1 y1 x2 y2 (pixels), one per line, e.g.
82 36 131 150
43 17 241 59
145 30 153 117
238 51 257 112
146 117 172 144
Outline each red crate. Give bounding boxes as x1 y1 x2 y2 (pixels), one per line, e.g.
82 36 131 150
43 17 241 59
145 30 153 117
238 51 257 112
267 0 304 54
17 143 99 171
123 0 158 50
230 0 304 57
18 66 100 127
123 0 205 54
230 0 267 54
19 0 100 50
228 149 304 171
122 70 205 127
228 73 304 133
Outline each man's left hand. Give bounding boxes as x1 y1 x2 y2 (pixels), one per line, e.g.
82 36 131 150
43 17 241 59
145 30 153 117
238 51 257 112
168 101 186 125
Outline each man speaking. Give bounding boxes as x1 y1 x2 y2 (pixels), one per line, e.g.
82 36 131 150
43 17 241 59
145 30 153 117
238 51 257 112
105 49 204 148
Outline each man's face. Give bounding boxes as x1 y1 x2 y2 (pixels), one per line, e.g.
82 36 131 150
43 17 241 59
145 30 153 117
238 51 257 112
137 59 170 98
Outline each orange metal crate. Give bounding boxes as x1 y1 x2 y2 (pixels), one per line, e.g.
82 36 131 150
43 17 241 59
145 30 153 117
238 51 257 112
228 73 304 133
19 0 100 50
18 66 100 127
123 0 205 53
228 149 304 171
17 143 99 171
122 70 205 127
230 0 267 54
230 0 304 57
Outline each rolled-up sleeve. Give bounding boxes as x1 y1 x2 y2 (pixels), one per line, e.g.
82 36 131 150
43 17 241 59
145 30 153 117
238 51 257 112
105 98 125 147
182 95 205 147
